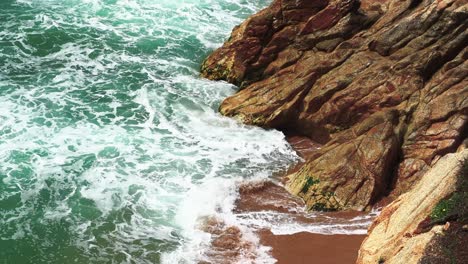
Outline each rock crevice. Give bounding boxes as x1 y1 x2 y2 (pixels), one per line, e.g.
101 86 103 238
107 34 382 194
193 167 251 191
202 0 468 211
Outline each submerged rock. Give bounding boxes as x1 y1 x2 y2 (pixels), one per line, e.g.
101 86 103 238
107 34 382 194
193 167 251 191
202 0 468 211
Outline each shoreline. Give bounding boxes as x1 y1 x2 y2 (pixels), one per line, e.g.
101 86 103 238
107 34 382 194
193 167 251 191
235 135 371 264
236 179 369 264
259 230 365 264
198 134 375 263
199 0 468 262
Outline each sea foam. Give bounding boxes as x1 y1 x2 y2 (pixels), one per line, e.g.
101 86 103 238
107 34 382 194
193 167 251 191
0 1 300 263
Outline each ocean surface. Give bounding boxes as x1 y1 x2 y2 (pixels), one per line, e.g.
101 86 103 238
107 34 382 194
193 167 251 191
0 0 298 263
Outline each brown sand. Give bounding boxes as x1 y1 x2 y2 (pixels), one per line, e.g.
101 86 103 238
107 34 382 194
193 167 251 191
200 134 372 263
236 180 370 264
260 136 366 264
260 229 365 264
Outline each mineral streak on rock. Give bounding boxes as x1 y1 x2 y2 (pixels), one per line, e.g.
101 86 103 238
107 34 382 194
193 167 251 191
356 149 468 264
201 0 468 211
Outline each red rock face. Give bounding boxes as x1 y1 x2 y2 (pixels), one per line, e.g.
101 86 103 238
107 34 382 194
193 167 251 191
201 0 468 211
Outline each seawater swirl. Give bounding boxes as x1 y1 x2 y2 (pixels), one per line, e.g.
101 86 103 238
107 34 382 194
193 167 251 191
0 0 301 263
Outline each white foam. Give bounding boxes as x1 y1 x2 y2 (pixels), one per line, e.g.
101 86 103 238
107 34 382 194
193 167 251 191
235 209 381 236
161 175 281 264
0 0 307 263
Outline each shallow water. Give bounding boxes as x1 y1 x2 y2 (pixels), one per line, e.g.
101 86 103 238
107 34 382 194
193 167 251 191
0 1 305 263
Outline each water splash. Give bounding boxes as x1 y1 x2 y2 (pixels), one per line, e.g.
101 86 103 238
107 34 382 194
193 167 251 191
1 1 299 263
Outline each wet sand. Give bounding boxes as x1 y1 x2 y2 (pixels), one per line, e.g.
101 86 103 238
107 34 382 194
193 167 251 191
260 229 365 264
239 135 369 264
201 135 373 263
236 178 369 264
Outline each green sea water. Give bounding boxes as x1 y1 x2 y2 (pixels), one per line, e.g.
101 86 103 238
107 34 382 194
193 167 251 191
0 0 304 263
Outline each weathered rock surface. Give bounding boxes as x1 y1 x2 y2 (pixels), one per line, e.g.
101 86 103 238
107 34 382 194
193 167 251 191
202 0 468 210
287 110 401 210
356 149 468 264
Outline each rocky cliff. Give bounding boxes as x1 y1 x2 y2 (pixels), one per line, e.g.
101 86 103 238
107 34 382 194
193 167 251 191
201 0 467 211
357 148 467 264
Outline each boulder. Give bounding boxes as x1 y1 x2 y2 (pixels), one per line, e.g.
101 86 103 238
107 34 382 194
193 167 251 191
356 149 468 264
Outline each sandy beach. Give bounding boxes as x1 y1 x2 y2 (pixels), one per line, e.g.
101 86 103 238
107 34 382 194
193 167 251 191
240 135 368 264
260 230 365 264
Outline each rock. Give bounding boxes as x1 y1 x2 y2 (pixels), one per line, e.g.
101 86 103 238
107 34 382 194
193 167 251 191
198 217 256 263
286 110 400 211
356 149 468 264
202 0 468 210
420 221 468 264
443 222 451 231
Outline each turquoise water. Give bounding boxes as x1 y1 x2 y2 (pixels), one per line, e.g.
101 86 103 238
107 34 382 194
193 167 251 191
0 0 301 263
